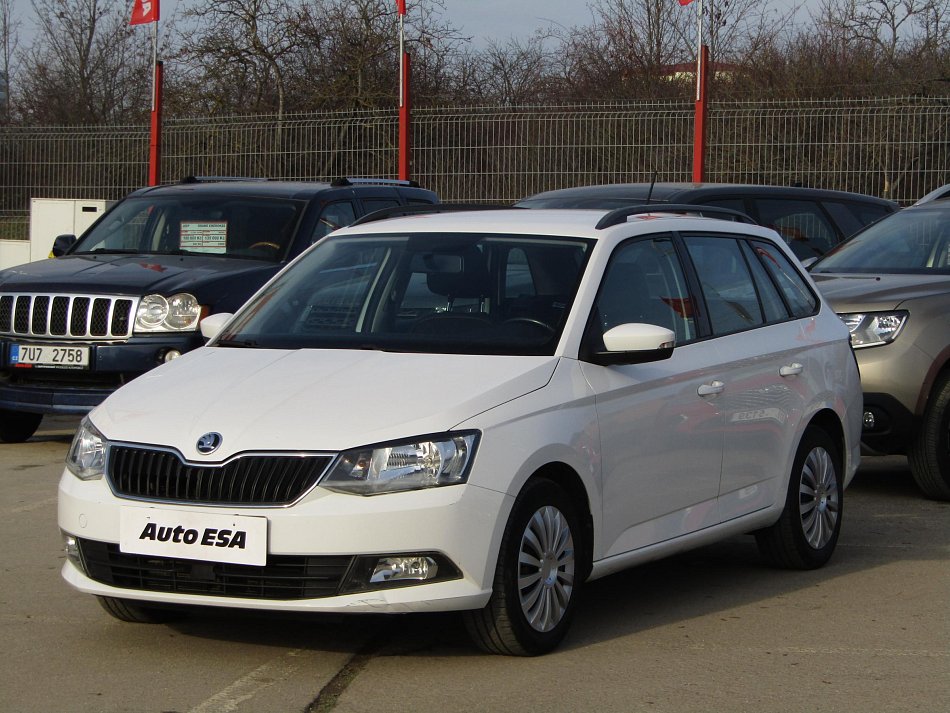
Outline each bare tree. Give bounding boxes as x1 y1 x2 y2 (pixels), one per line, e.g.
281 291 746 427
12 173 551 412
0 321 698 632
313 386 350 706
0 0 19 121
18 0 153 124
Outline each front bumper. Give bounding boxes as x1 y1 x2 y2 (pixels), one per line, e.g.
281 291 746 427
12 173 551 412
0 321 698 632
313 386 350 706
58 470 508 614
0 334 202 414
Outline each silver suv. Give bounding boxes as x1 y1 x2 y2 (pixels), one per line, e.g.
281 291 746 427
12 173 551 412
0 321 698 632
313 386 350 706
810 191 950 499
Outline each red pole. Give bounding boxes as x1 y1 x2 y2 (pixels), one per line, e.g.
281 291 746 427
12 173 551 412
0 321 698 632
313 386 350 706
692 45 708 183
398 51 411 181
148 60 163 186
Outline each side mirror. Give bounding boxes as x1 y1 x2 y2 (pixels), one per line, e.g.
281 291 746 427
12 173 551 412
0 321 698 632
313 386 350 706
587 323 675 366
50 234 78 257
199 312 233 340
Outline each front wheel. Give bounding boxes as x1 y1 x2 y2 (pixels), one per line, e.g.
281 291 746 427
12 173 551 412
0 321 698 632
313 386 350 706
464 478 583 656
908 373 950 501
0 410 43 443
756 427 842 570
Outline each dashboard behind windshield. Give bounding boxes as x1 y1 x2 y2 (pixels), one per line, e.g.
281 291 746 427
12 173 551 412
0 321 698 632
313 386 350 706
72 195 306 262
218 232 593 356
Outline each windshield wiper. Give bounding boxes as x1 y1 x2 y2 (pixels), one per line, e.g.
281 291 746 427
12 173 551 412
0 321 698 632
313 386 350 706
81 248 144 255
215 338 258 348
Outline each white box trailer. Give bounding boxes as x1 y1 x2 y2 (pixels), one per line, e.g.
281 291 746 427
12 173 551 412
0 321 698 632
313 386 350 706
0 198 111 271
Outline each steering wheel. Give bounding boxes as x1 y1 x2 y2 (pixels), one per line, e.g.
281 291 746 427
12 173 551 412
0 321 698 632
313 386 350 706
502 317 555 334
249 241 281 251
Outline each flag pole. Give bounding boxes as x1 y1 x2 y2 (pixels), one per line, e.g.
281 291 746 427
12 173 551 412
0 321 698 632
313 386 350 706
148 13 162 186
397 1 410 180
692 0 708 183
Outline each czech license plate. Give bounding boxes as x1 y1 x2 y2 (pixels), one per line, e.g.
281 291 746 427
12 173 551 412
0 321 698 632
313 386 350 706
119 507 268 566
10 343 90 369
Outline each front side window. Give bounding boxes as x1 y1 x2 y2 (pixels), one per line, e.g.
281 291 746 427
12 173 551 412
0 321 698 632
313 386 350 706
72 195 304 262
218 233 592 356
312 201 357 243
591 236 696 345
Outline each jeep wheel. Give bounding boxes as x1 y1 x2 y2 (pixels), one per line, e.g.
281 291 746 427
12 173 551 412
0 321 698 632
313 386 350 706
756 427 842 569
0 410 43 443
908 373 950 501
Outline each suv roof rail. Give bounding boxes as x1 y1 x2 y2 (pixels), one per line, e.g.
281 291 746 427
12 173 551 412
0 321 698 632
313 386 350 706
349 202 514 226
595 204 758 230
330 177 421 188
180 175 270 184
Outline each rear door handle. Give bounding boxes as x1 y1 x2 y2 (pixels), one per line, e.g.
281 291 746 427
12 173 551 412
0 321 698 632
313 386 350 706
780 363 804 377
697 380 725 397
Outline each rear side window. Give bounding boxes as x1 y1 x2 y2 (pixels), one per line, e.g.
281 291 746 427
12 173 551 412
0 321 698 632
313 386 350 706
824 201 892 238
750 240 819 318
684 236 764 335
753 199 838 259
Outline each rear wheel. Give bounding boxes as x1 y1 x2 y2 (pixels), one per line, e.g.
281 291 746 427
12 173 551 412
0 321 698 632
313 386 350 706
97 597 182 624
464 478 583 656
756 427 842 569
908 373 950 501
0 410 43 443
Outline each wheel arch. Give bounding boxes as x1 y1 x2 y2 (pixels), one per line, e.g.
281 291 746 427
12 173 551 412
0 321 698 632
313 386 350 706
805 408 846 472
916 350 950 417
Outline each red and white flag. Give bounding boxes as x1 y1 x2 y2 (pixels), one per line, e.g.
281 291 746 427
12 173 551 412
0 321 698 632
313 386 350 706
396 0 406 15
130 0 159 25
678 0 695 5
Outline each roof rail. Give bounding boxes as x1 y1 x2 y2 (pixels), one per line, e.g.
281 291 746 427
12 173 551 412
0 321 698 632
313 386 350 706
349 203 515 226
330 177 421 188
180 175 269 184
595 204 758 230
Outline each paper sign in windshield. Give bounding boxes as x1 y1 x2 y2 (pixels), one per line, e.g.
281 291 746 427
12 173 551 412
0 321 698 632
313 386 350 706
181 221 228 253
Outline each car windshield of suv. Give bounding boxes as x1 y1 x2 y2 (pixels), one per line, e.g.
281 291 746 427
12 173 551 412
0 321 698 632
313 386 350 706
811 205 950 274
71 195 305 262
216 232 592 355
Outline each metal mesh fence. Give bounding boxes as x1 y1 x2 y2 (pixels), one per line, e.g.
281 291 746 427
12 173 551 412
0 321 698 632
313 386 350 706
1 97 948 240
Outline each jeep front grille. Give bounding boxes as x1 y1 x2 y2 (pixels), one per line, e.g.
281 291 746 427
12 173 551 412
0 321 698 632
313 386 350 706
108 445 333 506
0 293 136 339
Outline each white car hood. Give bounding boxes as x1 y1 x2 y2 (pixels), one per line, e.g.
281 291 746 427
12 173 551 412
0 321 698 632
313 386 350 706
92 347 559 459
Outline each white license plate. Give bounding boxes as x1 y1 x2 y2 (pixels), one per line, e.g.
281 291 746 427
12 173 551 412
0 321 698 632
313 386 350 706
10 343 89 369
119 507 268 566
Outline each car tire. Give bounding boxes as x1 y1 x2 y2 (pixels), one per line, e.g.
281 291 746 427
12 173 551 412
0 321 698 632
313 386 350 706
0 410 43 443
97 596 182 624
756 427 842 570
908 372 950 501
463 478 583 656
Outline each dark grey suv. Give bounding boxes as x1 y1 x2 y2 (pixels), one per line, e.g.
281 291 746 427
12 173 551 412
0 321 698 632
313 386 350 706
517 183 898 260
0 177 438 442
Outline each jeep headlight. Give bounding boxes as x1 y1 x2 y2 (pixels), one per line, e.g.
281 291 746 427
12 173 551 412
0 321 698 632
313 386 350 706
66 417 108 480
839 311 908 348
321 432 479 495
135 293 203 332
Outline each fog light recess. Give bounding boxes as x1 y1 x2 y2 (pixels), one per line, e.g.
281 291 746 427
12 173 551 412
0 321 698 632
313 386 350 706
340 552 461 593
163 349 182 363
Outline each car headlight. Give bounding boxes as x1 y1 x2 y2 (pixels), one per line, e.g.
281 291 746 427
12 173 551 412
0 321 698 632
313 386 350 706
134 293 203 333
66 417 108 480
839 311 908 348
321 432 479 495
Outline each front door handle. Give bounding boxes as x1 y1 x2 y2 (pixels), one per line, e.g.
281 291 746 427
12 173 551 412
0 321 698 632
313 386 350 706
697 380 725 397
780 363 804 377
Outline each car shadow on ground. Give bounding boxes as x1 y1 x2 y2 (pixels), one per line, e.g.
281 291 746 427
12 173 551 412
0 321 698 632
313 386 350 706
148 456 947 658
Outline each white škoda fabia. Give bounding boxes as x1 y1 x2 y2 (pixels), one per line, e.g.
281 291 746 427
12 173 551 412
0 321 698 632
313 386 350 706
59 206 862 655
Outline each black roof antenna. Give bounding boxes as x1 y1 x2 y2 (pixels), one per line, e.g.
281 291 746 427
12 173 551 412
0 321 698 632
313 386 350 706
646 171 658 203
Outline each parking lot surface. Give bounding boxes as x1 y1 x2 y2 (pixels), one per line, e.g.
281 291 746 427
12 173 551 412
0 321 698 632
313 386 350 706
1 416 947 713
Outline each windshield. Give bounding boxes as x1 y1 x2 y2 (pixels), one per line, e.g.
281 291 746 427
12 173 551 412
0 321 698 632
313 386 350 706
217 232 593 355
72 195 305 262
811 205 950 274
